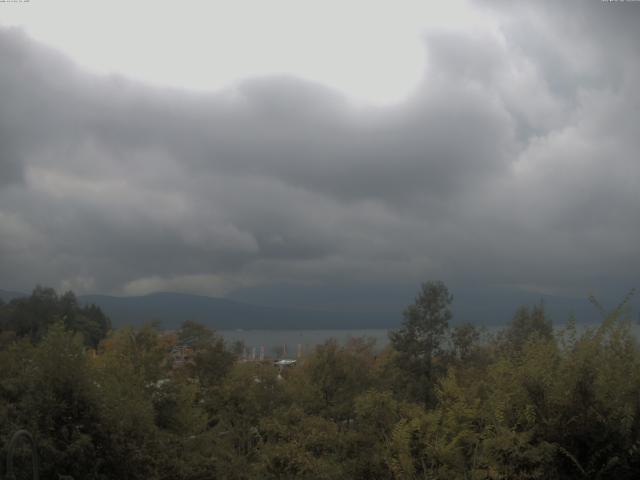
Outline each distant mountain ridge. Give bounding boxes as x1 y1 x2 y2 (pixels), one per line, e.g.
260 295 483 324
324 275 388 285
78 292 400 330
2 286 634 330
0 289 27 302
77 289 626 330
0 288 401 329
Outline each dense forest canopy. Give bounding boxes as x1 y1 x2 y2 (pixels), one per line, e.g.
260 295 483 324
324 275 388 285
0 283 639 479
0 286 111 348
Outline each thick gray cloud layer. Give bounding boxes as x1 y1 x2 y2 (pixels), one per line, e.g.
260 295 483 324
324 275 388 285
0 1 639 300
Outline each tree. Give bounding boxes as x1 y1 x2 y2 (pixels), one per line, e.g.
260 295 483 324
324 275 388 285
0 287 111 348
178 320 216 348
2 285 59 342
60 291 111 348
176 320 236 387
100 323 172 384
450 322 481 362
299 338 375 421
191 337 236 388
389 281 453 406
501 302 552 354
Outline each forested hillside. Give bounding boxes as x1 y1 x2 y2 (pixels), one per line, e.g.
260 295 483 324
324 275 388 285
1 283 639 479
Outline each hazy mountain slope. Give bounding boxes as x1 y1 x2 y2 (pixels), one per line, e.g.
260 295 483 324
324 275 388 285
1 286 631 330
0 289 27 302
78 292 401 330
229 284 632 327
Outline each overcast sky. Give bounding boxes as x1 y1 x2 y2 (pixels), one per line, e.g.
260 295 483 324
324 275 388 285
0 1 638 307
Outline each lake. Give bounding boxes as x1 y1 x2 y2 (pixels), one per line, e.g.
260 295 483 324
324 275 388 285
218 329 391 357
219 321 640 358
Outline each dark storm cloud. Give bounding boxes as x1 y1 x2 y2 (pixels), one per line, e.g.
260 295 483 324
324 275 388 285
0 1 639 299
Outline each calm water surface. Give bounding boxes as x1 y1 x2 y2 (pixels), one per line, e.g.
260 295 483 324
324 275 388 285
219 322 640 357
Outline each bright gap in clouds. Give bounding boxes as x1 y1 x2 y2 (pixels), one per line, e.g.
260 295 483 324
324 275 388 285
1 0 490 105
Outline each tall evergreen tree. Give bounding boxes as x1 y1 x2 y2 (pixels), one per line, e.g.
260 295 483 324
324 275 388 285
389 281 453 406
